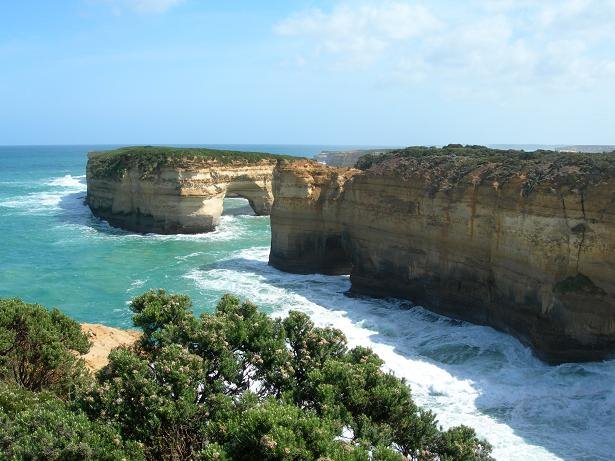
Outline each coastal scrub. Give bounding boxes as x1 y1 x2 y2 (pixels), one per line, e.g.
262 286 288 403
87 146 299 180
0 292 494 460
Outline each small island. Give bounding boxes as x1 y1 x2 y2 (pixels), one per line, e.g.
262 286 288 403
86 146 297 234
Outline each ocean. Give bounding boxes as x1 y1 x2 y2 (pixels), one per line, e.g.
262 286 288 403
0 145 613 460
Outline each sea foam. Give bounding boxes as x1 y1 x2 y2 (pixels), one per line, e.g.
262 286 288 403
46 174 86 188
184 245 615 461
0 174 86 214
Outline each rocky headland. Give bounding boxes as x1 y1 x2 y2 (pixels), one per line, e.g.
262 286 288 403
86 146 296 234
269 145 615 363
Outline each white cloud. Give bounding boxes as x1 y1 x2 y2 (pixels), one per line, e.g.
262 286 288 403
274 0 615 96
276 2 440 66
97 0 184 14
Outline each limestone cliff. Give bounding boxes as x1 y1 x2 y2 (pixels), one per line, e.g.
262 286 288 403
86 146 291 234
269 160 359 274
269 146 615 363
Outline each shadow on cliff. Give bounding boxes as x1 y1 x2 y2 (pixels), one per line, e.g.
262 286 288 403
197 255 612 461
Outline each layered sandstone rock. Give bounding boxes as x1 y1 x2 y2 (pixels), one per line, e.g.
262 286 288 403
86 147 284 234
269 160 359 274
269 147 615 363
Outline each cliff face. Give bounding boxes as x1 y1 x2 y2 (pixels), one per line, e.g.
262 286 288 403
269 148 615 363
86 147 282 234
269 160 358 274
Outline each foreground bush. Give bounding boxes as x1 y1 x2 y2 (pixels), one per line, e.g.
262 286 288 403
0 292 494 460
0 298 90 398
0 384 144 460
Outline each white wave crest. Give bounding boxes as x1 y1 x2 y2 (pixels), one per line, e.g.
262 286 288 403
0 174 86 214
0 191 70 212
46 174 86 188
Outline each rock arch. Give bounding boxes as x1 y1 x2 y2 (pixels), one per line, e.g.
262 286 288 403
224 177 273 216
87 161 276 234
198 178 274 229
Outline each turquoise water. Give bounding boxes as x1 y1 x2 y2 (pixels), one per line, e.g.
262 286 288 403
1 145 614 460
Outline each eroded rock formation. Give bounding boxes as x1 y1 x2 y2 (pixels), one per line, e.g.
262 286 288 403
269 146 615 363
269 160 358 274
86 147 285 234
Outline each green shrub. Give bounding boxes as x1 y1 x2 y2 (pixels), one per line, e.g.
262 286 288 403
1 292 494 460
355 144 615 197
87 146 300 180
0 298 90 398
81 290 493 461
0 383 144 461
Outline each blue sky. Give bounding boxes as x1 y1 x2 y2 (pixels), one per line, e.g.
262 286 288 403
1 0 614 145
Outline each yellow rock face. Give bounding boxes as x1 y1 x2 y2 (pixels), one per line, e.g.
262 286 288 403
86 160 276 234
269 159 615 364
269 160 359 274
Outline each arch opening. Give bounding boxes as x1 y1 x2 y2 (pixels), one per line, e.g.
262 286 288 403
224 180 273 217
189 179 274 231
222 195 256 217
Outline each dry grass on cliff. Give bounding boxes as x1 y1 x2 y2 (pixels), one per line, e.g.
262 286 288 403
356 144 615 196
88 146 299 179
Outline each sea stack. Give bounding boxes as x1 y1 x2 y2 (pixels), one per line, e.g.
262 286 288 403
86 146 292 234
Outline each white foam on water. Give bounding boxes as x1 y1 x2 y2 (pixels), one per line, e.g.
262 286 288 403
128 279 147 291
0 174 86 214
175 252 205 261
183 245 615 461
1 192 64 211
54 214 259 244
112 215 254 242
46 174 86 188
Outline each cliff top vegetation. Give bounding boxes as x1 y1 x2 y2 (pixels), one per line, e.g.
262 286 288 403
0 293 494 461
356 144 615 196
88 146 298 179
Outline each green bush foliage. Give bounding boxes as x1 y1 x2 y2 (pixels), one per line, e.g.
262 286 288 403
0 384 144 460
355 144 615 197
87 146 299 179
0 293 494 460
0 298 90 398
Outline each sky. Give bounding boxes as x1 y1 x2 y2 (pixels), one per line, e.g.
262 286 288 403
1 0 615 146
